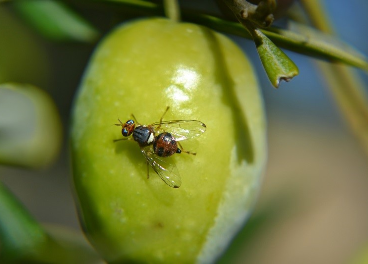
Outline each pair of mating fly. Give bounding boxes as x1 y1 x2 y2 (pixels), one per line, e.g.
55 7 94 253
114 107 206 188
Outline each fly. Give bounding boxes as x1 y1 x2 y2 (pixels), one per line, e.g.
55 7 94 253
114 107 206 188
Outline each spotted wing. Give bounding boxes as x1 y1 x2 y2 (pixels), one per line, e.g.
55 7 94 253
141 149 182 188
151 120 206 141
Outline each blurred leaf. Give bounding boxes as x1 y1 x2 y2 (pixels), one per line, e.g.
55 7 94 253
13 1 99 42
216 207 273 264
42 224 103 264
0 181 49 262
216 187 301 263
252 28 299 87
351 243 368 264
0 182 102 263
0 7 49 87
0 83 62 169
299 0 368 158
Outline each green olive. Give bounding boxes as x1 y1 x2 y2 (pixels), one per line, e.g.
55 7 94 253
71 18 267 263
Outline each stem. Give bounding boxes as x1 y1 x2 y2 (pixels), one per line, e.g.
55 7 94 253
219 0 297 87
300 0 368 157
221 0 275 27
63 0 368 71
164 0 180 22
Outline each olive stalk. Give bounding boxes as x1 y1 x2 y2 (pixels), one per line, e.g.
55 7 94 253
221 0 276 28
163 0 180 22
220 0 298 87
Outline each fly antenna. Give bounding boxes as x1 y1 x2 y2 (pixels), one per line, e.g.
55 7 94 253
131 114 140 125
115 118 123 126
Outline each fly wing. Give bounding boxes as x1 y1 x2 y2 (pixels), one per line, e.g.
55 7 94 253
151 120 206 141
141 149 182 188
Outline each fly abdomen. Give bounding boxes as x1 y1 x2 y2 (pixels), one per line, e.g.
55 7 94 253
153 132 179 157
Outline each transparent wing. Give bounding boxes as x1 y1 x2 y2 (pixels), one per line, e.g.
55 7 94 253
141 149 182 188
151 120 206 141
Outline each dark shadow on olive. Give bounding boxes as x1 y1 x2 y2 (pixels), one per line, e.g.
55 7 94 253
201 27 255 164
113 137 146 174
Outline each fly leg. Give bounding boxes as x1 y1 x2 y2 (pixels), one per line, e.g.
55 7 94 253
113 138 131 142
156 106 170 130
177 142 196 155
146 161 150 179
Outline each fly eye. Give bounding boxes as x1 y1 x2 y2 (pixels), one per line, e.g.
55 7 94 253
122 128 129 137
127 120 134 125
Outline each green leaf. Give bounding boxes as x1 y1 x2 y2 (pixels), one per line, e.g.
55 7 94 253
0 181 49 262
186 13 368 71
252 28 299 87
42 224 103 264
0 182 102 263
219 0 294 87
0 83 62 169
0 8 49 87
265 21 368 71
13 1 99 42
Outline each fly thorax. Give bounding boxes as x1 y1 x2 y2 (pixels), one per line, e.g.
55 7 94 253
133 126 154 147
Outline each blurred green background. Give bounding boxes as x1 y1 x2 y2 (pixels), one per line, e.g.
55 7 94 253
1 1 368 263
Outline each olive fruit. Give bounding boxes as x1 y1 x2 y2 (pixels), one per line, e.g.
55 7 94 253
71 18 266 263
